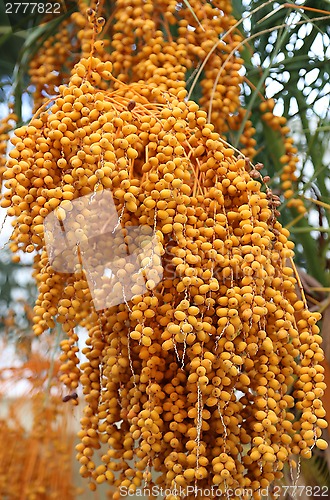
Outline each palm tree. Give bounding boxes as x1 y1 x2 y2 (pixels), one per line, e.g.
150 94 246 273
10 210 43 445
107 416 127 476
0 0 329 497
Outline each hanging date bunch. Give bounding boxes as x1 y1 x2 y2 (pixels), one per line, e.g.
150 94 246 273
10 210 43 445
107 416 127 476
22 0 305 213
25 0 255 156
1 5 327 500
5 0 304 215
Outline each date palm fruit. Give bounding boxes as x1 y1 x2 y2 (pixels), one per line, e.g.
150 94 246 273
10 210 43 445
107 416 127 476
0 5 325 500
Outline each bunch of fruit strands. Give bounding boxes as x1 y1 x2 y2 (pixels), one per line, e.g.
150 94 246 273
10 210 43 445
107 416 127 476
20 0 257 162
28 0 106 114
1 39 327 499
0 112 18 189
260 99 306 215
22 0 305 228
0 351 79 499
86 0 258 158
29 18 78 114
